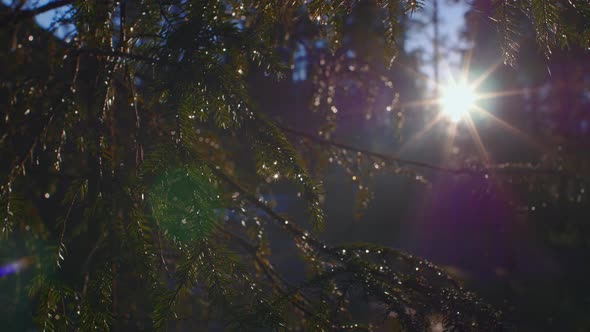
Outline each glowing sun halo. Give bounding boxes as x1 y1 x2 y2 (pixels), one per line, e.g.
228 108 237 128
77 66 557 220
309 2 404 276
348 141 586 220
439 82 477 123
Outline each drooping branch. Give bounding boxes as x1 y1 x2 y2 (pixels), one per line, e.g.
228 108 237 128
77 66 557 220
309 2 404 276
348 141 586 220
210 166 331 254
216 228 324 323
214 188 500 329
211 166 460 287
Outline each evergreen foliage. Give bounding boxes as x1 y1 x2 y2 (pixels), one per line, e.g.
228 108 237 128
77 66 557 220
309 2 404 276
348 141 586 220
491 0 590 63
0 0 588 330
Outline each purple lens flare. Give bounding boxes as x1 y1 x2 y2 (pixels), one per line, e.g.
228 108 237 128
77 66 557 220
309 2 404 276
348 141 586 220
0 257 34 277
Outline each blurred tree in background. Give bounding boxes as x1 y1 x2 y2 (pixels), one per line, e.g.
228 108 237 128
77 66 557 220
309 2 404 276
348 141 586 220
462 1 590 330
0 0 589 331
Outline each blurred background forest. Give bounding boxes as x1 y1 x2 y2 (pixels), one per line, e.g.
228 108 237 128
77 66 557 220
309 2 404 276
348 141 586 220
250 1 590 330
1 0 590 331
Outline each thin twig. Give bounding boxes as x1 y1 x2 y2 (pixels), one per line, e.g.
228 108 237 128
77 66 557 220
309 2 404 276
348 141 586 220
210 166 333 256
280 125 584 179
56 192 78 268
72 48 172 66
217 227 342 328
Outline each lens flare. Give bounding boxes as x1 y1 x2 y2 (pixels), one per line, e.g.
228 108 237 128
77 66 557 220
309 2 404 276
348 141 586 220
439 82 476 122
391 51 534 164
0 256 34 277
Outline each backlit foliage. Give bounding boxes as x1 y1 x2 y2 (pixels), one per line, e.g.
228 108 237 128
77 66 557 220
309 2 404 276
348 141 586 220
0 0 588 330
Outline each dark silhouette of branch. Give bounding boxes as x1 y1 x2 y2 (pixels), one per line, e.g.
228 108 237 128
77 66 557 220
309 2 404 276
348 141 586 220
282 126 456 172
73 48 170 65
1 0 75 28
280 125 585 179
210 166 329 252
218 226 362 330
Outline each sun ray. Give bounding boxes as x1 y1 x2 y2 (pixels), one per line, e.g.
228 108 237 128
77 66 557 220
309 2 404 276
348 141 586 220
392 60 441 89
392 54 546 170
443 122 459 161
397 113 445 154
471 105 547 153
460 47 474 82
441 61 460 86
395 97 441 110
476 88 530 100
464 114 491 164
470 60 504 90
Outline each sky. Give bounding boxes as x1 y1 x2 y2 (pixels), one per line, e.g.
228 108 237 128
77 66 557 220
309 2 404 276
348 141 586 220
404 1 471 90
1 0 75 38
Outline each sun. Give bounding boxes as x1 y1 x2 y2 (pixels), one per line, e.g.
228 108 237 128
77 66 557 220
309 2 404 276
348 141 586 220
394 53 534 167
439 82 477 123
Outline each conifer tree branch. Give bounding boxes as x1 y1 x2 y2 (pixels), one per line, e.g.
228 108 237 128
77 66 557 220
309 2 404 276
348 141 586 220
211 166 470 324
211 167 331 253
217 228 316 313
280 125 585 179
0 0 75 28
72 48 171 66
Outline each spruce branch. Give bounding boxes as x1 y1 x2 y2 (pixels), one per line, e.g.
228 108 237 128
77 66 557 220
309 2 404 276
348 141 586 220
492 0 522 65
217 228 321 321
280 125 586 180
210 166 502 328
72 48 171 66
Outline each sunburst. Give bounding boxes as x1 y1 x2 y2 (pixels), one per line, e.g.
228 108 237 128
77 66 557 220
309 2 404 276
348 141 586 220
393 51 538 166
439 80 477 123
